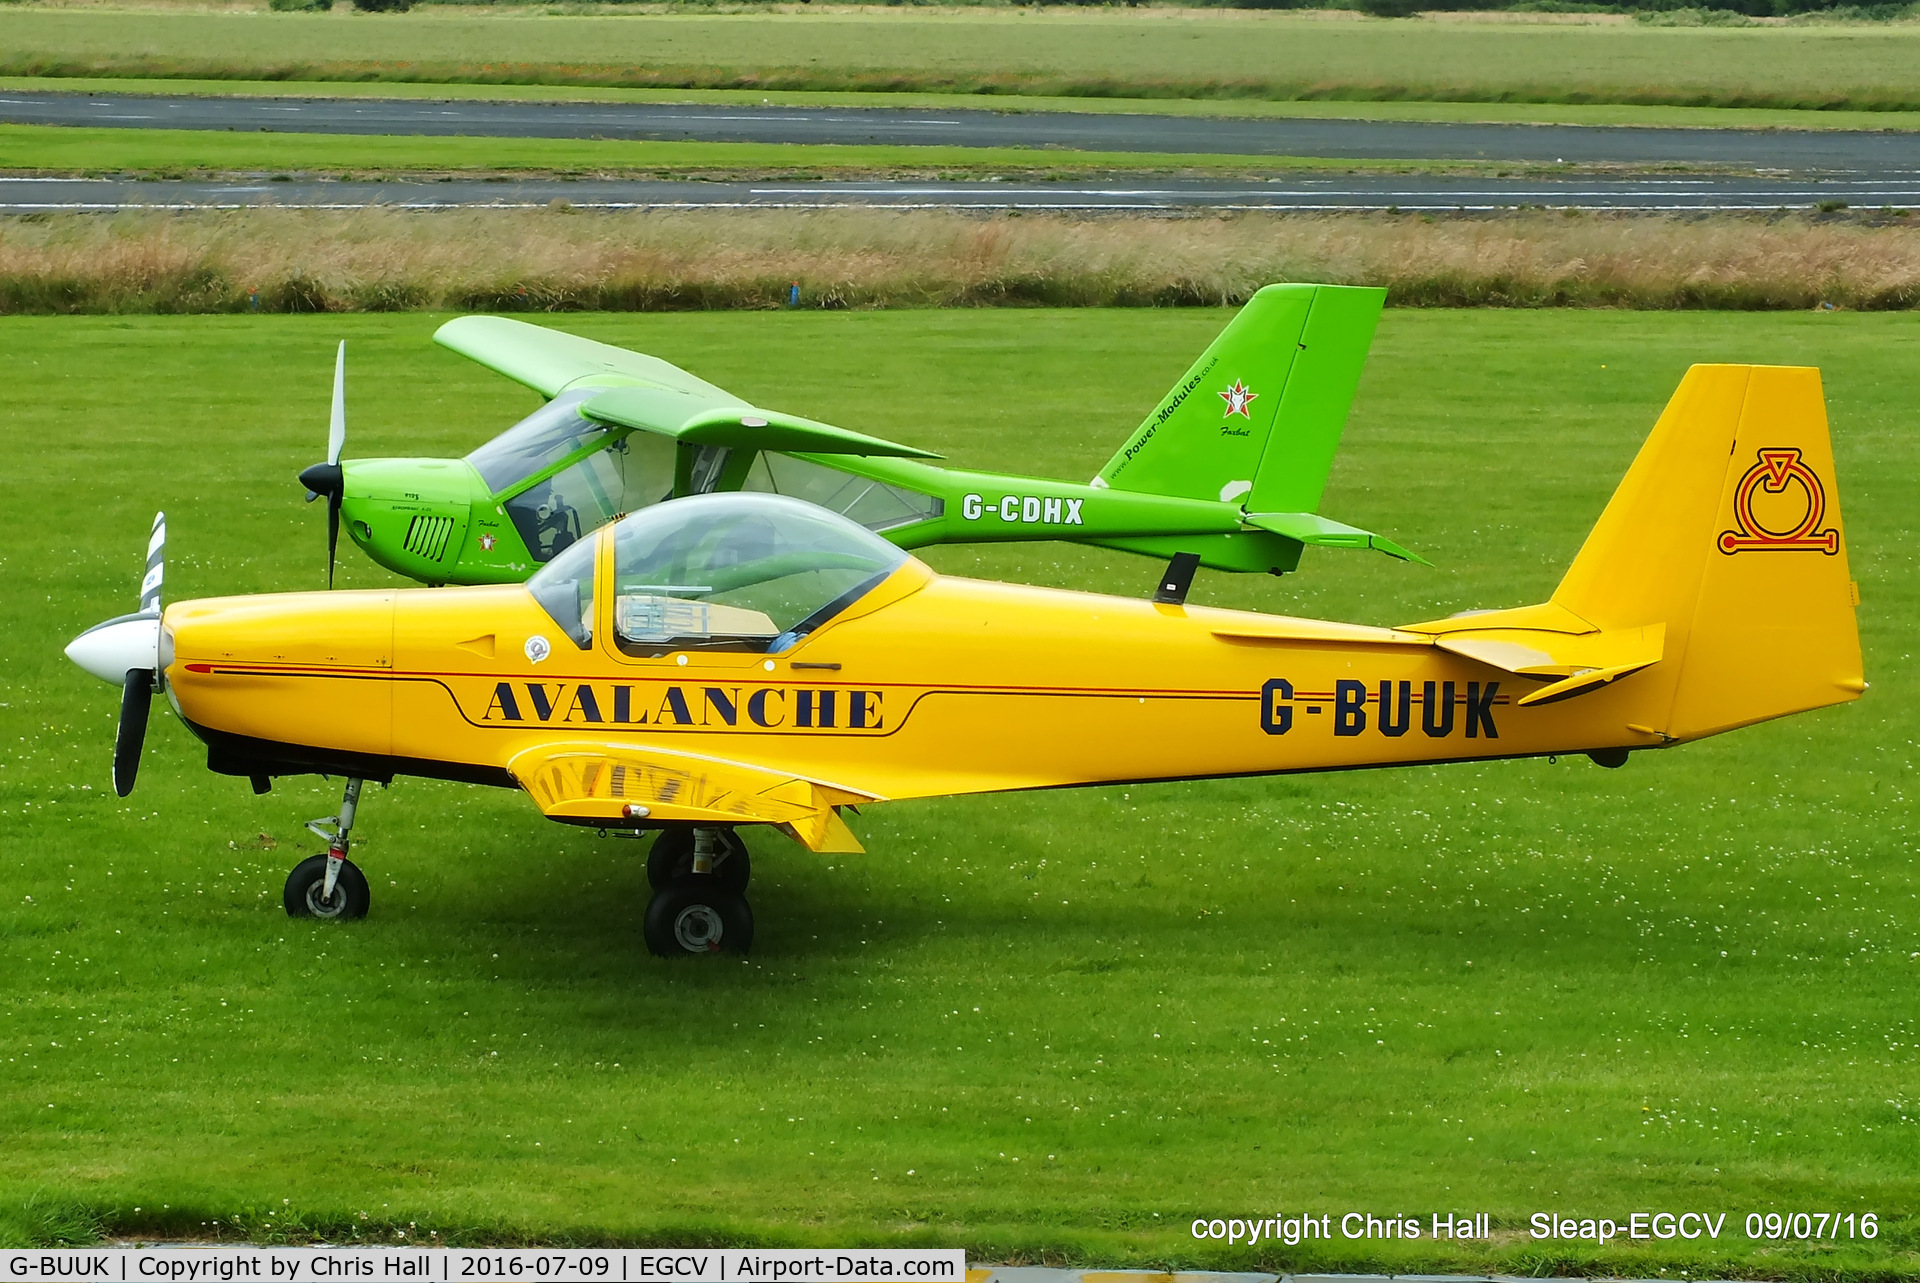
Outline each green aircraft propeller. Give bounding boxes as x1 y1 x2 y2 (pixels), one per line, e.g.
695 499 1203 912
296 340 350 588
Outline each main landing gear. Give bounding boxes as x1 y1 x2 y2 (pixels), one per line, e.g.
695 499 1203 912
275 787 753 951
285 776 371 920
642 826 754 957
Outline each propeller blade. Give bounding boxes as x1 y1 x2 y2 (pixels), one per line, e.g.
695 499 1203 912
113 668 154 797
327 340 347 466
140 511 165 615
327 491 341 590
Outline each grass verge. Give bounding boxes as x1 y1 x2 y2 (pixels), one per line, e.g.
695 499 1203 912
1 207 1917 314
0 122 1446 180
1 307 1918 1262
4 8 1920 112
6 73 1920 134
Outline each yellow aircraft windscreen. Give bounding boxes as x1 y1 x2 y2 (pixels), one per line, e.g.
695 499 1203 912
525 492 908 657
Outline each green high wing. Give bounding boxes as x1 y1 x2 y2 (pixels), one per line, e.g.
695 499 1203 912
309 288 1422 588
435 317 937 459
435 315 735 401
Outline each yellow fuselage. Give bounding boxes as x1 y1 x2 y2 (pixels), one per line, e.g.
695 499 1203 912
134 362 1865 848
163 558 1666 805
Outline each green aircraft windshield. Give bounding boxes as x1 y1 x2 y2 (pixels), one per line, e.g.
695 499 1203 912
465 389 619 494
466 389 680 561
740 453 943 534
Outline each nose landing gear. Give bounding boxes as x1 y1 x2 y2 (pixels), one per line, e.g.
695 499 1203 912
643 826 754 957
285 776 371 920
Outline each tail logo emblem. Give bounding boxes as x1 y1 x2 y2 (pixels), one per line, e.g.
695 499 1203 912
1219 379 1259 419
1720 447 1839 555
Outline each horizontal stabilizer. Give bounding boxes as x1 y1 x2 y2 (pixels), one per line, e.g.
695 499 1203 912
1515 661 1658 708
581 386 939 459
1244 511 1429 565
1210 616 1423 647
434 316 734 400
1413 619 1665 705
507 740 877 851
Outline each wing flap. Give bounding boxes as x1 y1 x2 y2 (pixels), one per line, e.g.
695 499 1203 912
433 316 735 400
780 806 867 855
580 386 939 458
508 740 877 851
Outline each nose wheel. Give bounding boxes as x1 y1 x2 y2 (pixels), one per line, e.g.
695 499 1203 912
285 776 372 921
643 827 754 956
284 853 369 919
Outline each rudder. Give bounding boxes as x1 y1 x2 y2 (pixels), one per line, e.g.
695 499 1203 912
1551 364 1863 740
1095 284 1385 510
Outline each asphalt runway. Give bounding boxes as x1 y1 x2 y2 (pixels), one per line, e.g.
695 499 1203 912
6 174 1916 212
6 89 1920 173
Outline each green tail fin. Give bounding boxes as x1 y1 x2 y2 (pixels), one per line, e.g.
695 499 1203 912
1093 283 1385 512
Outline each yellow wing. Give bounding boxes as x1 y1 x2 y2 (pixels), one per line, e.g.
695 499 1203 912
507 740 877 853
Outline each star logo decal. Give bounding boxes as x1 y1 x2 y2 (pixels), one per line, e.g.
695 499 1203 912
1219 379 1259 419
478 532 497 552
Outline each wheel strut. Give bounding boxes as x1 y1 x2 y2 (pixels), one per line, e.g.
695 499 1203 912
692 826 719 875
307 776 364 900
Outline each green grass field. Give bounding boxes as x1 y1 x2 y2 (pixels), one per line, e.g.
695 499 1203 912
2 309 1918 1267
6 8 1920 111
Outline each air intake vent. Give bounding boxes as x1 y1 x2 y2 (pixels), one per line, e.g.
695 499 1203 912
403 514 456 562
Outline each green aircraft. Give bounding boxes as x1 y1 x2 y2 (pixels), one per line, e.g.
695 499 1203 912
298 283 1423 593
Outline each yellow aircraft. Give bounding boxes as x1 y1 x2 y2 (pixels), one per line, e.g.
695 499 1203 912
67 364 1864 956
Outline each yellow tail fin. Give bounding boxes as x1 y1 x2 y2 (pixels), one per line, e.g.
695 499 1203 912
1552 364 1864 740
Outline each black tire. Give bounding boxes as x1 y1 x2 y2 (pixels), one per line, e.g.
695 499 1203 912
283 854 370 920
643 874 753 957
646 827 750 893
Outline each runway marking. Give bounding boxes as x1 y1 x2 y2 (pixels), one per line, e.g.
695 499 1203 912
671 113 821 123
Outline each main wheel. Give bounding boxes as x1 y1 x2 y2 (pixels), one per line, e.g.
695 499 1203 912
643 874 754 957
283 854 370 920
647 827 751 893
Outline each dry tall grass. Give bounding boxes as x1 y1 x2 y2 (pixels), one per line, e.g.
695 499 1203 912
2 208 1918 313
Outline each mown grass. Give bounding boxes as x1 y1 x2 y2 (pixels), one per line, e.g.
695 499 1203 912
5 7 1920 110
8 72 1920 133
2 308 1919 1265
2 207 1918 315
0 121 1429 178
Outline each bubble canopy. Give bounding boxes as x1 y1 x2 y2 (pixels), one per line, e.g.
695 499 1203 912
526 492 912 654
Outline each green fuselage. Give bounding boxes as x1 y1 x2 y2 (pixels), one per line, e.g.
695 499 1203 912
336 439 1305 588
